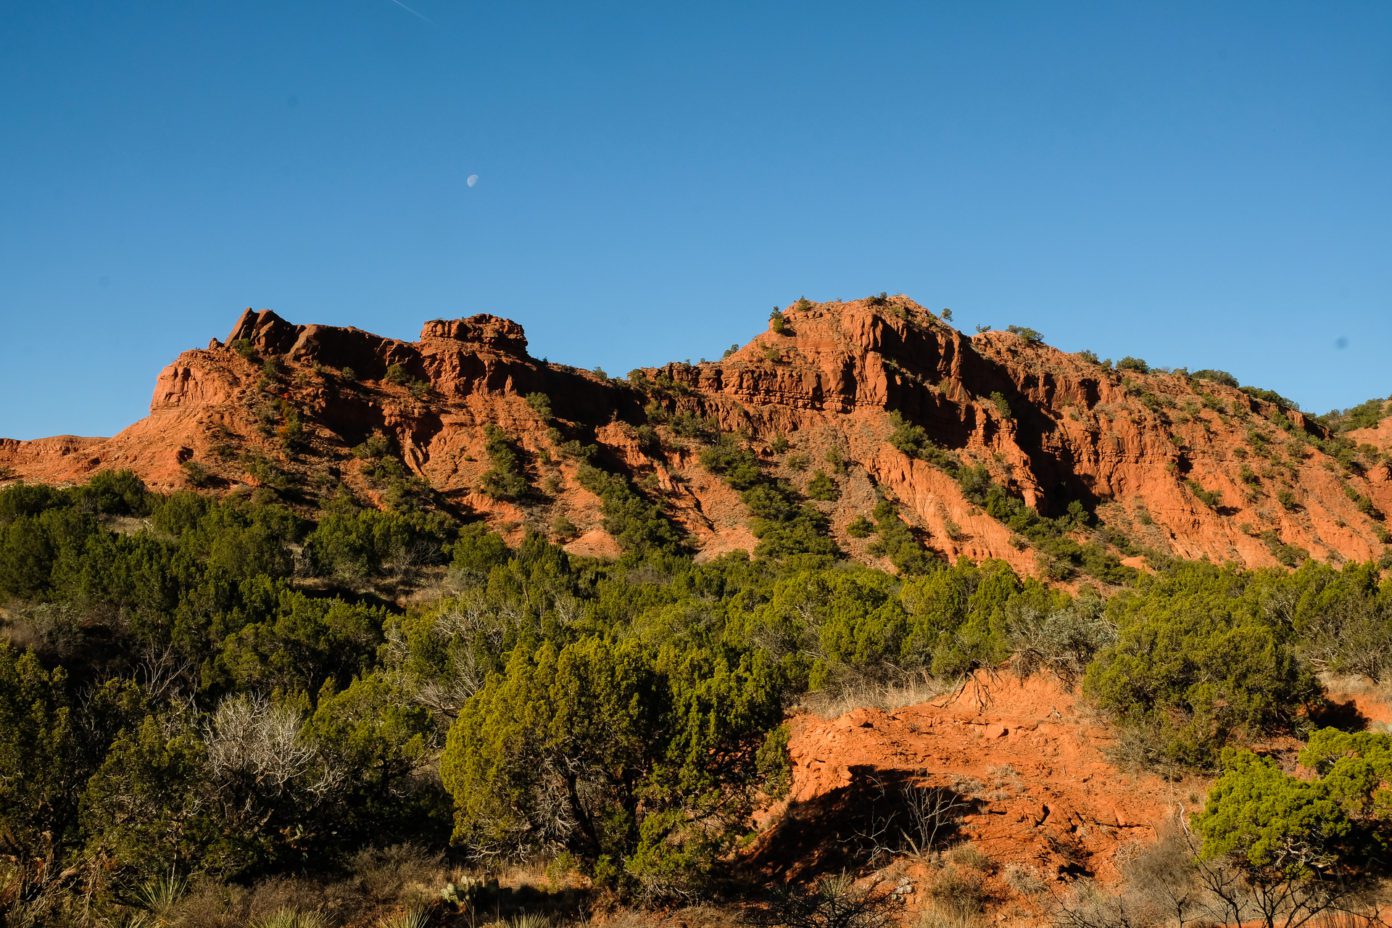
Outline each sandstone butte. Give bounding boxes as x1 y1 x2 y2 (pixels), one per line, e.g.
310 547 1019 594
2 295 1390 579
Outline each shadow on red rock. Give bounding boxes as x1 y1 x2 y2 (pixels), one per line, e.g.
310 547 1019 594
748 765 977 883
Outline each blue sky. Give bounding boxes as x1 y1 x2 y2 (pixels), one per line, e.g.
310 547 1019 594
2 1 1388 439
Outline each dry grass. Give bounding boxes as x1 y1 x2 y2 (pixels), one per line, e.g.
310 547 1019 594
803 673 952 718
114 844 454 928
914 907 981 928
1001 864 1047 897
375 907 432 928
346 844 446 908
981 764 1023 801
928 866 991 921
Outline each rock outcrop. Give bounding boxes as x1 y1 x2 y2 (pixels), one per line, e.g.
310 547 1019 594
2 297 1388 576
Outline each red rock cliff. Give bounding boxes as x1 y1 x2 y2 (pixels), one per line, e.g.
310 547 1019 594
2 297 1387 576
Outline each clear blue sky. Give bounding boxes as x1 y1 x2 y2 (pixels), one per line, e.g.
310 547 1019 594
2 1 1388 439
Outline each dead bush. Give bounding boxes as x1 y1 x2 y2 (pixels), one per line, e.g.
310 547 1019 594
347 843 444 906
897 784 974 858
1052 824 1201 928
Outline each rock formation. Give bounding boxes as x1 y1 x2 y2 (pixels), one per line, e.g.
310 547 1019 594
3 297 1389 576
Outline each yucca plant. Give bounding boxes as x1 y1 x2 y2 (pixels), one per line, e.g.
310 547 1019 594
377 906 431 928
251 908 331 928
130 870 187 925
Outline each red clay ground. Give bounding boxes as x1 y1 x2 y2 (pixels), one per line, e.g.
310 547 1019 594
748 670 1392 926
744 667 1206 928
779 670 1198 883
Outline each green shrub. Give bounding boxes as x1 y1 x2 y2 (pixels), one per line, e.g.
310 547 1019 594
846 516 874 538
1319 396 1391 434
215 589 391 693
524 392 553 419
1260 530 1309 567
1191 369 1239 388
866 500 934 575
1185 480 1222 510
576 464 685 556
1084 564 1319 767
551 513 578 541
181 459 217 488
1286 562 1392 681
669 410 716 441
0 504 97 599
806 471 839 502
0 645 94 879
1243 385 1300 410
887 412 960 474
1005 325 1043 345
440 636 783 898
305 508 454 582
701 438 838 559
1194 730 1392 905
75 469 150 516
450 522 511 578
80 711 223 878
479 425 529 501
1343 485 1380 520
898 560 1058 679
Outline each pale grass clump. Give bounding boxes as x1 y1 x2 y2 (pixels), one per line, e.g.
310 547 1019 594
806 672 951 718
116 846 452 928
251 909 331 928
927 866 991 923
376 906 432 928
1002 863 1047 896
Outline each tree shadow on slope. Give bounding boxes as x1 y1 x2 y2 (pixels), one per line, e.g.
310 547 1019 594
748 766 978 883
1308 695 1372 733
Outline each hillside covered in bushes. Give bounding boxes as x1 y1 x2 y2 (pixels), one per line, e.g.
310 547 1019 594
4 469 1392 926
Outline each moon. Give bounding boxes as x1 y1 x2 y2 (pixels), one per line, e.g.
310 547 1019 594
466 174 479 188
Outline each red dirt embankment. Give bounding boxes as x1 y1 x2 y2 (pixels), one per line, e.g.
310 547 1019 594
773 671 1200 885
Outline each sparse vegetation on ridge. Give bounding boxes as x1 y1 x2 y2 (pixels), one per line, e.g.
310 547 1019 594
4 469 1392 925
4 298 1392 927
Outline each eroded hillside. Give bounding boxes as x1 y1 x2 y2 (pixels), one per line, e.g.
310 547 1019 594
3 296 1389 579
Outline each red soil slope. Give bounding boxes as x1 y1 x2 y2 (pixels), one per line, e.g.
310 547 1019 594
776 671 1196 885
2 297 1388 575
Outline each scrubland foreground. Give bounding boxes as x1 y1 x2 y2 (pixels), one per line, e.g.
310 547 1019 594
3 298 1392 927
4 471 1392 928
